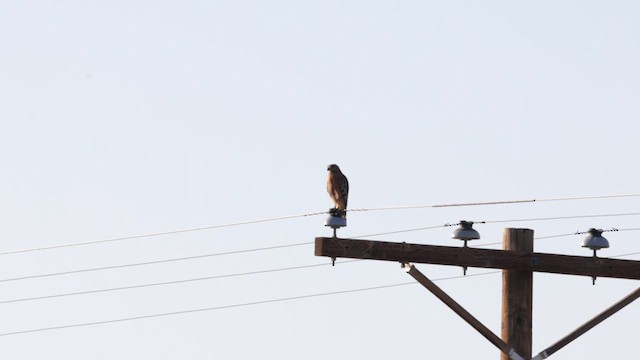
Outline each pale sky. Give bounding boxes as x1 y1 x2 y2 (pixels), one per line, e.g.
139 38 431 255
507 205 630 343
1 2 639 359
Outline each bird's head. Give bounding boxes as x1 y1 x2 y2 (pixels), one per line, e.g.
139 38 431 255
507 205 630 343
327 164 340 172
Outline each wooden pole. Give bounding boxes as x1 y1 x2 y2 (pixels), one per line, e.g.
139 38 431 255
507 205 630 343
501 228 534 360
315 233 640 358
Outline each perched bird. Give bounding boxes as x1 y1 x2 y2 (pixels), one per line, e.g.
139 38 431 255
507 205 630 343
327 164 349 217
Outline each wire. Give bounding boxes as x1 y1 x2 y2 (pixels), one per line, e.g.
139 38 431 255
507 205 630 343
0 284 414 337
0 225 453 283
475 228 640 248
611 251 640 258
352 225 445 238
483 212 640 225
0 242 313 284
535 193 640 202
351 211 640 246
4 231 638 306
0 260 363 305
3 237 639 307
349 199 534 212
474 233 575 248
2 192 638 256
0 213 326 257
355 212 640 241
348 192 640 213
2 213 638 284
0 270 500 337
0 230 637 336
0 224 466 284
616 227 640 232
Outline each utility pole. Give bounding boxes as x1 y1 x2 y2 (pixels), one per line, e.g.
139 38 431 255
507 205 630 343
501 228 533 360
315 228 640 360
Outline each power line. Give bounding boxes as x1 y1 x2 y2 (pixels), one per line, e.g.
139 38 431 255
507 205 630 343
358 212 640 240
0 224 472 283
2 242 638 308
3 233 638 307
0 213 325 257
2 192 638 256
355 212 640 245
352 225 445 238
0 242 313 283
483 212 640 225
0 270 500 338
1 214 638 284
348 192 640 213
0 241 636 336
476 228 640 248
611 251 640 258
0 260 363 305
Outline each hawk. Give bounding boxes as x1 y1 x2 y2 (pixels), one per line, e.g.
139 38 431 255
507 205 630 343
327 164 349 218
